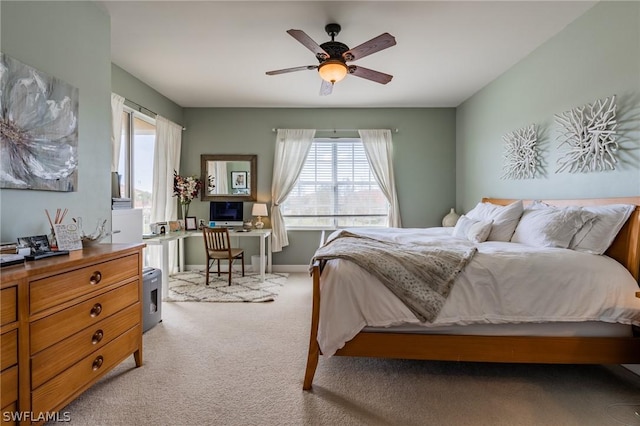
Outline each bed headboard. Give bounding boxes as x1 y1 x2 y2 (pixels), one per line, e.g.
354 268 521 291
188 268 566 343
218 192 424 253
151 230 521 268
482 197 640 282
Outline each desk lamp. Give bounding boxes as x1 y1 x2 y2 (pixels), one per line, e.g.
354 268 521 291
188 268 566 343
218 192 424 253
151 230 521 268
252 203 268 229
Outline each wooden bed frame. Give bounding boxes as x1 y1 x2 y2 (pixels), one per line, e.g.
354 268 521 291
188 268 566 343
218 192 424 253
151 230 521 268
303 197 640 390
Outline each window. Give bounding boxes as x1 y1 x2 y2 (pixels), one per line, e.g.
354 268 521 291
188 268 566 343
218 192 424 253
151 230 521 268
117 109 156 233
282 138 388 229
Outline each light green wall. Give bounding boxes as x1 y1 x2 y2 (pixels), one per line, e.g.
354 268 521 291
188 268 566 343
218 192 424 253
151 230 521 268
456 1 640 213
111 64 183 125
180 108 456 265
0 1 111 242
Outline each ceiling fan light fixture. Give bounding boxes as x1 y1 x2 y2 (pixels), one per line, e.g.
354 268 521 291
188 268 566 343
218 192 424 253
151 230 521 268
318 60 348 84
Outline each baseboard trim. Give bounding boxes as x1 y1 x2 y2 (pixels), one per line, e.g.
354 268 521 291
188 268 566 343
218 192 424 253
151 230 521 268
184 264 309 273
272 265 309 273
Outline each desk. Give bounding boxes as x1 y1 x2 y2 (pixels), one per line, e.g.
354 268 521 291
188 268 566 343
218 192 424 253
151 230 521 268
143 229 272 300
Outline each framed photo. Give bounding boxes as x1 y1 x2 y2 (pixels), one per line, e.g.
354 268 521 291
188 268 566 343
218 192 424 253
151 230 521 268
17 235 51 253
185 216 197 231
231 171 247 189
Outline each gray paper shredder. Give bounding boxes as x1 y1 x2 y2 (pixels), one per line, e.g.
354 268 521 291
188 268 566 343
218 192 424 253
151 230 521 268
142 267 162 332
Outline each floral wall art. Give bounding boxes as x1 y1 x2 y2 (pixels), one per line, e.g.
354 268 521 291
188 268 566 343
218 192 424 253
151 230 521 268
501 124 539 180
0 53 79 191
554 95 618 173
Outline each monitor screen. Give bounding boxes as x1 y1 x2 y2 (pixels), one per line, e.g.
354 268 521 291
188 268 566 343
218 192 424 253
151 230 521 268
209 201 244 226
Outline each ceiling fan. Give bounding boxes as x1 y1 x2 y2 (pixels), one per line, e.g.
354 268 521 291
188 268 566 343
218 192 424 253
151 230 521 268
265 23 396 96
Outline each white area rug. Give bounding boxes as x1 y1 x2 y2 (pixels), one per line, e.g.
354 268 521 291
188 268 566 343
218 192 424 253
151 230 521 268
167 270 287 302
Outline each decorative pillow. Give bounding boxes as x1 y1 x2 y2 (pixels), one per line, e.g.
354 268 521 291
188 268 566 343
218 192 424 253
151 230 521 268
569 204 635 255
466 200 524 242
511 206 593 248
528 200 549 210
452 215 493 243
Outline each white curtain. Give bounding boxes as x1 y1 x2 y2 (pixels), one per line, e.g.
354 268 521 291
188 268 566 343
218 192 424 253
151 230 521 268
215 161 228 194
148 116 182 273
110 93 125 172
270 129 315 252
358 129 402 228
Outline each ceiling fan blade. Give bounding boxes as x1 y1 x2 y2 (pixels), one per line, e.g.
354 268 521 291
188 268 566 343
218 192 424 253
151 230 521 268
319 80 333 96
266 65 318 76
287 29 330 60
348 66 393 84
343 33 396 62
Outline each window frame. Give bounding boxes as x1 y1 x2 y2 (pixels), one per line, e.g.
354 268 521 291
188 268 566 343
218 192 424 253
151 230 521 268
282 137 389 231
117 107 156 234
119 106 156 198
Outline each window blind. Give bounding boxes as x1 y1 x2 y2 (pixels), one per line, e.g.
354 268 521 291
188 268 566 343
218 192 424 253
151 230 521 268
282 138 388 228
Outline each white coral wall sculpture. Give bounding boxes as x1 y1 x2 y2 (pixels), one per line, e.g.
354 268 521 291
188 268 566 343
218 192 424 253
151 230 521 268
555 95 618 173
501 124 539 180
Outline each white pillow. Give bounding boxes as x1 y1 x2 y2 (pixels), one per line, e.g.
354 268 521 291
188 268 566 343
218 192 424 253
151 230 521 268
511 206 593 248
569 204 635 255
452 215 493 243
466 200 524 242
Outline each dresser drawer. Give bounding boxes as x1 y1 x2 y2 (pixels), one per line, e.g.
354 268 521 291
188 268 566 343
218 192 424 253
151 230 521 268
0 330 17 372
0 366 17 410
31 325 139 415
30 281 139 355
0 287 17 327
30 253 138 314
31 303 140 389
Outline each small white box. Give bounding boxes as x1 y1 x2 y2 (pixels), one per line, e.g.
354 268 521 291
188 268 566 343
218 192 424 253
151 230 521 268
251 254 267 273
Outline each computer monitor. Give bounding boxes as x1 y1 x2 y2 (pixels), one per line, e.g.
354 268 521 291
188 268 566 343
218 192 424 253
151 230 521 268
209 201 244 227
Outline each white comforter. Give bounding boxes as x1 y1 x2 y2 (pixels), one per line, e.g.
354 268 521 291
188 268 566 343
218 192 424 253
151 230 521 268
317 227 640 356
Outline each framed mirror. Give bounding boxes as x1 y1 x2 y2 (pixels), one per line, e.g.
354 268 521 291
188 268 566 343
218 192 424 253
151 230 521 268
200 154 257 201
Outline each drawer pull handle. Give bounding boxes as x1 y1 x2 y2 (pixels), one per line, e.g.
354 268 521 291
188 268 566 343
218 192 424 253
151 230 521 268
92 355 104 371
90 303 103 317
90 271 102 285
91 329 104 344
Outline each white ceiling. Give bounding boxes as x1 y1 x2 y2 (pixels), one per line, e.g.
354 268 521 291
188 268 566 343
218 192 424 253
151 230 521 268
98 1 595 108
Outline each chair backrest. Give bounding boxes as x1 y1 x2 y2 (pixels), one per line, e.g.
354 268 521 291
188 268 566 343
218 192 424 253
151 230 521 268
202 227 231 255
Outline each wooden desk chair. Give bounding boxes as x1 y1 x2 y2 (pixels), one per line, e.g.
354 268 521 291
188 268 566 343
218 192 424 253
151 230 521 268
202 227 245 286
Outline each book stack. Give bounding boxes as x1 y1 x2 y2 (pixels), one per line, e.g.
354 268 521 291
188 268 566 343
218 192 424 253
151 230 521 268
112 198 132 210
0 242 18 254
0 253 25 267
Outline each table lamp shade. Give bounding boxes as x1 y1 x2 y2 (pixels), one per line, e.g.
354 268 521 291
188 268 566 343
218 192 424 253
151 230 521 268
252 203 268 229
252 203 268 217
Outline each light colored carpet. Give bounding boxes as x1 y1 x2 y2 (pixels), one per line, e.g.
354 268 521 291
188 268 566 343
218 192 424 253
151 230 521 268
59 273 640 426
167 271 287 302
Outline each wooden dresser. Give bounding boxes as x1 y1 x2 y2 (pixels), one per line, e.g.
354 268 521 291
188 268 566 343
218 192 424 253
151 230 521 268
0 244 144 425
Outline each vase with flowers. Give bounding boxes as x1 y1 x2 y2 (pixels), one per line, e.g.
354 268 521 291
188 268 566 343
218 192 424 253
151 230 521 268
173 171 203 220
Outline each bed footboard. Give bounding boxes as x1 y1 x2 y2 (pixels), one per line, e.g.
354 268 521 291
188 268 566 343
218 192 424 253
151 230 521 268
303 260 640 390
303 261 322 390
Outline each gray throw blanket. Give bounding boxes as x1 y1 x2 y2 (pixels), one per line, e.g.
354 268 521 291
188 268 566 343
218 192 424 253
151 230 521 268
311 230 477 322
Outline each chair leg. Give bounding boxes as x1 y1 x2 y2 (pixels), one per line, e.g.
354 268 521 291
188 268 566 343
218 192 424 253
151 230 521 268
228 259 233 286
241 254 245 277
205 259 210 286
217 259 221 277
